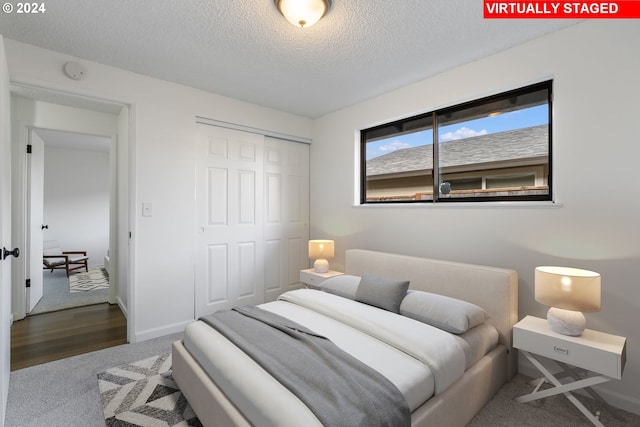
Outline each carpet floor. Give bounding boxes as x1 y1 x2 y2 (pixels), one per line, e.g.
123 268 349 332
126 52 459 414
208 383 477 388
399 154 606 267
30 269 109 315
5 333 182 427
7 334 640 426
98 353 201 426
467 374 640 426
96 359 640 426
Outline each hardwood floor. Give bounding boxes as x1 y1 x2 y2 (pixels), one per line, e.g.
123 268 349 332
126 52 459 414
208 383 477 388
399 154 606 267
10 303 127 371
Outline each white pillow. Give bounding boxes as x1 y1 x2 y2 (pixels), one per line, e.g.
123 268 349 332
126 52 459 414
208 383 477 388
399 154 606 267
399 290 488 334
319 275 361 299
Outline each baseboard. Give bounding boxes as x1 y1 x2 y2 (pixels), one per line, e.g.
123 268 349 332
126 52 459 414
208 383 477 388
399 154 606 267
518 355 640 416
116 297 128 319
133 319 191 343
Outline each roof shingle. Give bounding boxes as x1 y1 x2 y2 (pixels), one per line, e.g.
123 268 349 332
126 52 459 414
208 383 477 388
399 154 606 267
367 125 548 176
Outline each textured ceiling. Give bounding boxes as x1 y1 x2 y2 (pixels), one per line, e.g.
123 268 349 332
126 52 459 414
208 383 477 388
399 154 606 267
0 0 579 118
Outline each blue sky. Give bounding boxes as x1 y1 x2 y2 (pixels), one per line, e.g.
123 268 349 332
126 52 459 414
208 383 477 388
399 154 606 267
366 105 548 160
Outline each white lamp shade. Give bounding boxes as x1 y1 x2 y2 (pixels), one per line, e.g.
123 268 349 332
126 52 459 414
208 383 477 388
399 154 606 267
275 0 329 28
535 266 601 312
308 240 334 260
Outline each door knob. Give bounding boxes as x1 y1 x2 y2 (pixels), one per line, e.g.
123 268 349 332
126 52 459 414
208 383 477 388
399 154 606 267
2 247 20 260
42 224 49 230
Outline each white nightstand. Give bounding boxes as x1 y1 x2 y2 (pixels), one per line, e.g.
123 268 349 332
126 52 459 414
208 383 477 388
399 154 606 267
299 269 343 288
513 315 627 427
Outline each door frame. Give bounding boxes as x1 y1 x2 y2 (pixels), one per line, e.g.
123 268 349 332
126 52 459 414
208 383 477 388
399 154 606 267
25 128 44 312
9 84 135 341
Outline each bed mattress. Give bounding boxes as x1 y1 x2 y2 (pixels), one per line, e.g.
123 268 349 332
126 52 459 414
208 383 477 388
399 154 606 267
183 289 498 427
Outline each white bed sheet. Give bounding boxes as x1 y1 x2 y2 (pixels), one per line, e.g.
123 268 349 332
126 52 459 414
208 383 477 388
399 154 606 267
453 323 499 370
260 299 434 410
278 289 465 394
277 289 498 371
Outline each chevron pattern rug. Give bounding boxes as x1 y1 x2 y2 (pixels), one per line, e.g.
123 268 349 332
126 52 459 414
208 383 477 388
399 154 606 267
98 353 202 426
69 266 109 293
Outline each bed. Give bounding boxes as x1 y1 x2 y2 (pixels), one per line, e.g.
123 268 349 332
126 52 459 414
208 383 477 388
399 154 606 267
172 249 518 426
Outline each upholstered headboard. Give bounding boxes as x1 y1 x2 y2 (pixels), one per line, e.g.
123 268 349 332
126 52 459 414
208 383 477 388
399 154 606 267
345 249 519 379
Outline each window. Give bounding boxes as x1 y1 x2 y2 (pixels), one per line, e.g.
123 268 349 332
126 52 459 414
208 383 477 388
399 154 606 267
361 81 552 203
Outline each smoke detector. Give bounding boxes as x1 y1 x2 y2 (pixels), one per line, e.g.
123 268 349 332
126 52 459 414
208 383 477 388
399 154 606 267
63 62 86 80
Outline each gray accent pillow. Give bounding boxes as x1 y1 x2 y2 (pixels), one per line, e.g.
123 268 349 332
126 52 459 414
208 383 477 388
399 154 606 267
400 290 488 334
319 275 361 300
355 273 410 313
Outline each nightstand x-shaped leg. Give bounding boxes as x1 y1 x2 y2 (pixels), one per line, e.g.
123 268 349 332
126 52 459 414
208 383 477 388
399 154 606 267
515 350 612 427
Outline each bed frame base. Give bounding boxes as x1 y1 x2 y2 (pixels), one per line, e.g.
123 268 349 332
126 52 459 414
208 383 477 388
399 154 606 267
173 340 508 427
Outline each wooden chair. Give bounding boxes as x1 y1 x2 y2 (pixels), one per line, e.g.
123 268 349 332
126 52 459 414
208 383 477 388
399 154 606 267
42 240 89 277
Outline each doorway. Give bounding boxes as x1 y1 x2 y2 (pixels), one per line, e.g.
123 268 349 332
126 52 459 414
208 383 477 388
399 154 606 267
30 128 112 315
9 84 132 362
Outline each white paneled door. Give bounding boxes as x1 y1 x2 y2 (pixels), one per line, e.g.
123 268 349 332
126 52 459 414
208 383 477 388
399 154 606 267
195 125 309 318
263 137 309 302
1 36 12 427
195 125 265 317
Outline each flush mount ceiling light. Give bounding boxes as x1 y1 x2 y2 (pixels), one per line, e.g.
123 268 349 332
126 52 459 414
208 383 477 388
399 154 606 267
274 0 331 28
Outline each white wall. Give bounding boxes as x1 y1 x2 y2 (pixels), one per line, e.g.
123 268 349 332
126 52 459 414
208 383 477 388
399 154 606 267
311 20 640 413
4 38 313 342
43 145 109 268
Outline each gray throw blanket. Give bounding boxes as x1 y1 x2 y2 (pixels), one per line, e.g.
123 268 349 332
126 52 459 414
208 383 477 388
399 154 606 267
200 306 411 427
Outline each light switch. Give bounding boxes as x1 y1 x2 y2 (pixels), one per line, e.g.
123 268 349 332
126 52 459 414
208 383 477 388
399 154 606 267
142 202 153 217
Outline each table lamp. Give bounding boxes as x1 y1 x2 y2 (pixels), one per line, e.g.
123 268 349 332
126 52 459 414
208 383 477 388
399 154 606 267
308 240 334 273
535 266 601 336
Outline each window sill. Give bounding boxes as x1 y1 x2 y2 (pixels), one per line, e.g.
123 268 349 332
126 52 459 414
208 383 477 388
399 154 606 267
355 200 562 209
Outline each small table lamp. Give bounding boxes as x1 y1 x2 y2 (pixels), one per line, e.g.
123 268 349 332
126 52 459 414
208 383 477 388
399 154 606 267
308 240 334 273
535 266 601 336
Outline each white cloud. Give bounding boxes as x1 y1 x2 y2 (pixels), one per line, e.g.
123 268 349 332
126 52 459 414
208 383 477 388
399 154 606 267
379 140 412 153
440 127 487 141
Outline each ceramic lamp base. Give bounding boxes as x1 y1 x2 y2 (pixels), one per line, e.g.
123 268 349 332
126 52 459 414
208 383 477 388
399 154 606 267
547 307 586 336
313 259 329 273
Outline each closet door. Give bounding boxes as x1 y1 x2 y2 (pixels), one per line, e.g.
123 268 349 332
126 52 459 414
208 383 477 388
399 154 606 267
195 124 265 317
263 137 310 302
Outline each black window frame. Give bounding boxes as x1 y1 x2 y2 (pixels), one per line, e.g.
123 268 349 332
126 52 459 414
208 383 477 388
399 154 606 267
360 80 553 204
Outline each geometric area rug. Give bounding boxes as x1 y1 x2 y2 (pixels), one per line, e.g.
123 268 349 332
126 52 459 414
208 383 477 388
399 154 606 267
97 353 202 426
69 266 109 293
